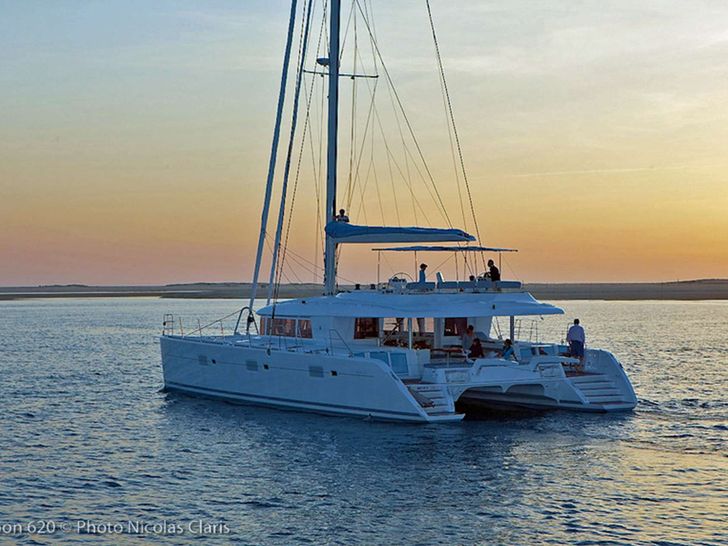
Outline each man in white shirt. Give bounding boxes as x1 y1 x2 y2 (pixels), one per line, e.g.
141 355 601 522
566 318 586 367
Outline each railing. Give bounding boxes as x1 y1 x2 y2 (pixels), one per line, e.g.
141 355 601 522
429 348 468 367
161 308 246 340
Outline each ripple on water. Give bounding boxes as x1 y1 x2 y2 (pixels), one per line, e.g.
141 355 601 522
0 298 726 545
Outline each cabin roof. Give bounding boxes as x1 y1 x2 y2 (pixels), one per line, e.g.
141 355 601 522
257 290 563 318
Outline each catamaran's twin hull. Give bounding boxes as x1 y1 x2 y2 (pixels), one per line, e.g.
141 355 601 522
160 336 441 422
160 336 637 422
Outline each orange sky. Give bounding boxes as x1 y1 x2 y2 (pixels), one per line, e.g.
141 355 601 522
2 1 727 286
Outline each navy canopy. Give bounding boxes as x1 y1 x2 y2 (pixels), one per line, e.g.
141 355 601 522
325 222 475 244
372 245 518 252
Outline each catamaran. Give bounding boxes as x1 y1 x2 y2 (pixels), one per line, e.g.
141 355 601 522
160 0 637 422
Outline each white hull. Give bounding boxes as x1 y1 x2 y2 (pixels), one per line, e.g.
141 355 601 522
160 334 637 423
160 336 456 423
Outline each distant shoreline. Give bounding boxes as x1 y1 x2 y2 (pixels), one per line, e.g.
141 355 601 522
2 279 728 301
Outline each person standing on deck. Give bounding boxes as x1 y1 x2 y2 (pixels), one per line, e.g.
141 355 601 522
418 263 428 283
567 319 586 367
461 324 476 352
487 259 501 281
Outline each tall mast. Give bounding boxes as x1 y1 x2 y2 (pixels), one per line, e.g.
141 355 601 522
323 0 341 296
244 0 299 330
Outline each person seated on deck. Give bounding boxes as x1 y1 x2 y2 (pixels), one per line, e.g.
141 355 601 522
335 208 349 222
461 324 476 351
468 338 485 359
486 259 501 281
499 338 515 360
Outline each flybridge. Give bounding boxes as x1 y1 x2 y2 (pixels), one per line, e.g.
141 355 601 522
256 290 564 319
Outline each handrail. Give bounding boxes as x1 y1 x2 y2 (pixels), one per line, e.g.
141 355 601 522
233 306 256 335
175 308 245 338
529 355 578 372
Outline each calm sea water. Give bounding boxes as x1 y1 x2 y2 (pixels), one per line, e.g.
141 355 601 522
1 298 726 545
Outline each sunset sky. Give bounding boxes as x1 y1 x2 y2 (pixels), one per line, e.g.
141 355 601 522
2 0 727 286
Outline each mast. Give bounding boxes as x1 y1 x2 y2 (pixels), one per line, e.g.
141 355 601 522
266 0 314 305
244 0 299 331
323 0 341 296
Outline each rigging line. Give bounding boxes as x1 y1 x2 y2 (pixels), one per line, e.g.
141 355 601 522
273 27 324 304
360 4 405 228
359 75 423 219
349 74 380 220
371 105 433 225
361 0 384 225
359 1 401 226
338 0 356 63
438 59 468 233
304 70 323 283
312 0 329 282
383 76 418 224
276 239 357 284
264 236 294 285
246 0 300 319
425 0 484 263
369 124 385 224
316 72 326 273
431 252 454 274
304 0 328 194
271 0 317 302
375 115 430 225
344 39 381 214
354 0 453 229
502 253 519 281
345 6 358 212
346 77 379 214
282 247 323 279
372 29 443 228
383 127 401 226
266 0 315 304
278 0 327 288
380 251 398 281
354 151 370 224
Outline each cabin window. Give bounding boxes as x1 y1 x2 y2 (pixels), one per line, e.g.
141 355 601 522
369 352 389 365
271 318 296 337
444 318 467 337
416 317 435 334
390 353 409 375
354 317 379 339
383 317 404 333
259 317 268 335
298 319 313 339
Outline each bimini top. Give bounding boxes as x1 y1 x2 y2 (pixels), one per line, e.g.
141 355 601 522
257 290 563 319
372 245 517 252
325 222 475 244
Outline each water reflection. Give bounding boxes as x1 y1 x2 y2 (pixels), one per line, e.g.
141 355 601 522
0 298 725 545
